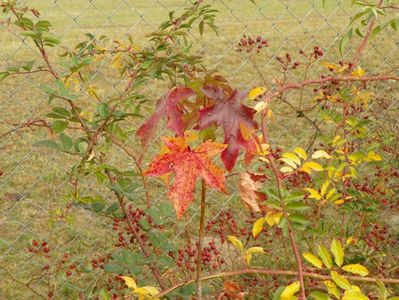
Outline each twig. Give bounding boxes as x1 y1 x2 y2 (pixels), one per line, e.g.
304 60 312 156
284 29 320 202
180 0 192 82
155 267 399 298
196 179 207 299
261 112 306 299
352 0 384 65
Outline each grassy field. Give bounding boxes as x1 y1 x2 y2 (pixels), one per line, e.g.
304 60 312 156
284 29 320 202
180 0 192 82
0 0 398 298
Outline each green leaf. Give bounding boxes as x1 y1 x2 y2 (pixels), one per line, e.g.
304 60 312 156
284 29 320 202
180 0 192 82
21 60 34 71
199 20 204 36
0 72 10 82
330 271 352 290
376 280 388 300
330 239 344 267
318 244 333 269
59 133 73 150
339 28 353 56
35 139 61 151
98 103 110 119
52 120 68 133
289 213 310 225
309 291 331 300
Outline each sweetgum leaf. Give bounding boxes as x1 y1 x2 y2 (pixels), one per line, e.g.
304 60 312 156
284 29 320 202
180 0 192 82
145 137 227 218
136 87 194 146
198 85 258 171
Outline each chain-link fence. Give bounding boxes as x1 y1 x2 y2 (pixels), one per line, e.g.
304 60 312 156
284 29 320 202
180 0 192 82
0 0 398 298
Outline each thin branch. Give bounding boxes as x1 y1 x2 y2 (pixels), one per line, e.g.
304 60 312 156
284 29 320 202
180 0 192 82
261 112 306 299
0 265 47 300
155 268 399 298
261 74 399 105
196 179 207 299
352 0 384 65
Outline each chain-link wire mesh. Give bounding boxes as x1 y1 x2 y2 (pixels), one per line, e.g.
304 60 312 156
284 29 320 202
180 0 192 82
0 0 398 298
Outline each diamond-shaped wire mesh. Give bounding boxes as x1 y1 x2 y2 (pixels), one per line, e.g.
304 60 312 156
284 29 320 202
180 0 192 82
0 0 398 298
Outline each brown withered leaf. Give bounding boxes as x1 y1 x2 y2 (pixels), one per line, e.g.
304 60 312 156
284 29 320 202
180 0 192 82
238 172 267 213
223 280 245 299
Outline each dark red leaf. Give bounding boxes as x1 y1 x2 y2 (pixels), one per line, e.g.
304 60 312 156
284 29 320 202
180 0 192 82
198 86 258 171
136 87 194 146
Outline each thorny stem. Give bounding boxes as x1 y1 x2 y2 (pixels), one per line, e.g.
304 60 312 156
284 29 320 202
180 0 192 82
196 179 207 299
155 268 399 298
261 112 306 299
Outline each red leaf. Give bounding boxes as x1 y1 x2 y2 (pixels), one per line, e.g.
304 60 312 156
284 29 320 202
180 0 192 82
136 87 194 145
145 137 227 218
198 86 258 171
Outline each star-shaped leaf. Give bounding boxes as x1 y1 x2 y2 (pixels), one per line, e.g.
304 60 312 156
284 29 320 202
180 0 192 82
145 137 227 218
197 85 258 171
136 87 194 146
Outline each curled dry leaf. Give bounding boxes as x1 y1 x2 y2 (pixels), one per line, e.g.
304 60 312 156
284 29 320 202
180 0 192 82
223 280 245 300
238 172 267 213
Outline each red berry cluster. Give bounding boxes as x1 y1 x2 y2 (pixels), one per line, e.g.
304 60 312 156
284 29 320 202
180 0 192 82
363 223 395 250
91 254 110 270
276 53 300 70
236 35 268 53
205 209 239 243
173 240 225 272
28 240 50 258
287 171 312 188
112 207 162 248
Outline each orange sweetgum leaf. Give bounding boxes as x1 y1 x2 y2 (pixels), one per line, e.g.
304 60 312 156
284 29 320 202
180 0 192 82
144 137 227 218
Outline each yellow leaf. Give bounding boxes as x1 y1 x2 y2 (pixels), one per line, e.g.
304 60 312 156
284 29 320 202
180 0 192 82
330 239 344 267
245 246 265 255
248 87 267 100
334 199 345 205
280 157 298 169
330 271 352 290
265 211 283 227
112 52 123 69
227 235 244 252
300 161 323 174
346 237 354 245
351 67 365 78
87 84 100 100
254 101 268 112
312 150 332 159
293 147 307 160
303 252 323 268
304 188 322 200
326 188 337 201
244 247 265 264
252 218 266 238
318 245 333 269
324 280 340 299
267 108 274 120
281 281 300 299
240 122 256 141
282 152 301 166
256 143 270 156
141 286 160 296
342 264 369 276
119 276 137 289
342 290 369 300
280 166 295 173
320 180 330 197
366 151 382 162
